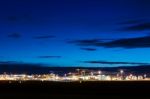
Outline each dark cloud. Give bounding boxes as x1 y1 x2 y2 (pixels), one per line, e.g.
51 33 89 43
80 48 97 51
37 56 61 59
68 39 103 46
70 36 150 48
120 22 150 31
0 61 17 64
7 33 21 38
100 36 150 48
33 35 55 39
0 61 53 74
7 16 18 22
0 61 150 74
119 19 144 25
0 61 42 66
7 14 33 22
82 60 149 65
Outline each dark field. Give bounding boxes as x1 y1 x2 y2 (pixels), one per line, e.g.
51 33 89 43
0 81 150 99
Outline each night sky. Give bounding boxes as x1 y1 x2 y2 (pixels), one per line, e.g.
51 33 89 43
0 0 150 67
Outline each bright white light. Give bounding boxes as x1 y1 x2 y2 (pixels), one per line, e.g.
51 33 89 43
120 70 124 74
98 71 102 74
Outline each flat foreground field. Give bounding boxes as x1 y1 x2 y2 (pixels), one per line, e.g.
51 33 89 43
0 81 150 99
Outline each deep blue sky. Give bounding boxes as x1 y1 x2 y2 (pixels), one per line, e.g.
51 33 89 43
0 0 150 67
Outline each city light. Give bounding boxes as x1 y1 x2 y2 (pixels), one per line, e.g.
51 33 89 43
0 69 149 81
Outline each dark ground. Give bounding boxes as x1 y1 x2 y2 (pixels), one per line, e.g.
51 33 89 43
0 81 150 99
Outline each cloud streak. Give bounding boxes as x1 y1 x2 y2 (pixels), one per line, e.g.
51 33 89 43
118 19 144 25
37 56 61 59
7 33 21 38
33 35 55 39
69 36 150 49
0 61 18 64
82 60 150 65
80 48 97 51
118 19 150 31
7 14 33 22
68 39 104 46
